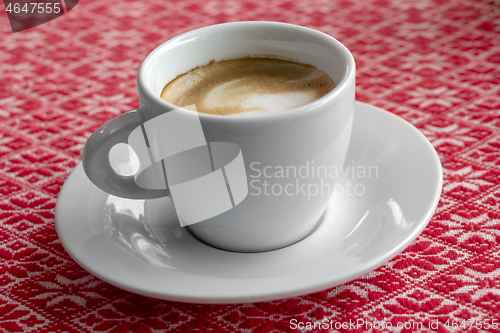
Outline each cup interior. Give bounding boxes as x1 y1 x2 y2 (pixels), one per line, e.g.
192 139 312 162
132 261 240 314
139 22 354 112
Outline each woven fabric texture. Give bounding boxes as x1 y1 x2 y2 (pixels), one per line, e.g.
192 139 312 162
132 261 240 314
1 0 500 332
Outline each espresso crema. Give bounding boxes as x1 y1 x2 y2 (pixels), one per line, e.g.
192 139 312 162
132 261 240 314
160 58 335 116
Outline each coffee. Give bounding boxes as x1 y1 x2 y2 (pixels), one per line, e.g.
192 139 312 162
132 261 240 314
160 58 335 116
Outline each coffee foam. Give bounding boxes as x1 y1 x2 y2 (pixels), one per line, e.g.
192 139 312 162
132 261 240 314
160 58 335 116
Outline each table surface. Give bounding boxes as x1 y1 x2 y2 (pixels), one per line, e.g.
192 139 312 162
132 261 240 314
1 0 500 332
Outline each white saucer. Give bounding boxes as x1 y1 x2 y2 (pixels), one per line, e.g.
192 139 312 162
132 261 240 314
55 102 442 304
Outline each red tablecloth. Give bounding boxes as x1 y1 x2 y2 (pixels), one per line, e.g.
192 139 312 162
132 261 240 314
1 0 500 332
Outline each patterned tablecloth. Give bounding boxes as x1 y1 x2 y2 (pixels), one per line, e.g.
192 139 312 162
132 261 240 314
1 0 500 332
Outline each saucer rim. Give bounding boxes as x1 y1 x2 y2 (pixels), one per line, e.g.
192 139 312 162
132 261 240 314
55 101 442 304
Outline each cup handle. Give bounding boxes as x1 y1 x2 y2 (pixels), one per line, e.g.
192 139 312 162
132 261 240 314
81 109 170 199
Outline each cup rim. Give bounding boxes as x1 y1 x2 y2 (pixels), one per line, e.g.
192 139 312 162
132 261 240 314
137 21 355 122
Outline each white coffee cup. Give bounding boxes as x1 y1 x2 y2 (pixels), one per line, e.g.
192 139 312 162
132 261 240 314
81 21 355 252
